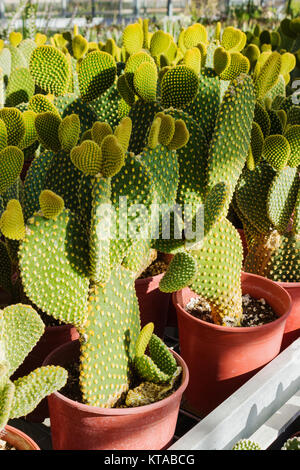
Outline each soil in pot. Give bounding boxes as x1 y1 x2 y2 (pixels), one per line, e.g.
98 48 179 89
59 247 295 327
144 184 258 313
43 340 189 450
174 272 292 417
135 252 171 338
186 294 277 327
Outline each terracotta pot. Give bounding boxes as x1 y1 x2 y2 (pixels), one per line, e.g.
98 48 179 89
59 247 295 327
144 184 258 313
13 324 79 423
1 425 40 450
43 339 189 450
173 272 292 417
135 273 170 338
277 281 300 350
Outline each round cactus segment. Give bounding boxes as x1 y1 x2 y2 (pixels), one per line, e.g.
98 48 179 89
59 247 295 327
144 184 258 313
39 190 65 219
221 27 246 52
101 135 126 178
124 51 155 92
18 110 38 150
285 125 300 167
58 114 80 152
155 112 175 146
71 140 103 176
114 117 132 152
267 167 299 234
133 61 157 102
183 47 201 75
263 134 291 171
28 94 59 115
0 199 25 240
184 24 208 49
5 67 35 107
219 52 250 80
91 121 113 147
35 111 62 153
29 45 71 96
0 108 25 146
79 267 140 407
0 146 24 195
213 46 231 75
161 65 199 109
9 32 22 47
19 209 90 327
168 119 190 150
250 121 264 165
254 52 282 100
117 74 135 106
190 218 243 326
150 31 172 56
159 252 197 293
78 51 117 102
72 34 88 60
122 23 143 55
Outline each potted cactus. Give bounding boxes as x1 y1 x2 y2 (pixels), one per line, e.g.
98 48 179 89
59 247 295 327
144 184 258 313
234 96 300 350
0 303 67 450
0 106 190 449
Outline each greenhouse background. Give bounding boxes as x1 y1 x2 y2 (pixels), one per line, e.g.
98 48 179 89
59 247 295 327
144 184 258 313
0 0 299 39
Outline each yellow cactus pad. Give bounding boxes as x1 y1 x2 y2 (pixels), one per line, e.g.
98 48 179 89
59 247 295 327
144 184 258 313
71 140 103 176
101 135 125 178
39 190 65 219
0 200 25 240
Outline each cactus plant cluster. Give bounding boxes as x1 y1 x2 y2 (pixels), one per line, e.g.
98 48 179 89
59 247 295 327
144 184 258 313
0 303 67 433
0 17 298 409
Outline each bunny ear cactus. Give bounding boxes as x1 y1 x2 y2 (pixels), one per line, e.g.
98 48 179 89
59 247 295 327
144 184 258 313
0 304 67 431
17 112 186 408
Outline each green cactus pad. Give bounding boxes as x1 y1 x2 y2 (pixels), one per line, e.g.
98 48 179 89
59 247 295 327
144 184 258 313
263 134 291 171
233 439 261 450
101 135 126 178
135 323 154 357
72 34 88 60
250 121 264 165
213 46 231 75
5 67 35 107
284 125 300 167
29 45 71 95
0 380 14 430
78 51 117 102
19 210 90 326
10 366 67 418
18 110 38 150
91 121 112 146
254 52 282 100
129 100 162 154
124 51 155 92
133 61 157 102
117 74 135 106
122 23 143 56
161 65 199 109
114 117 132 152
267 167 299 234
254 102 271 138
183 68 221 142
159 252 197 293
23 150 54 221
206 74 255 211
39 190 65 219
0 200 25 240
0 147 24 195
236 163 276 234
184 24 208 49
90 84 120 130
190 218 243 326
0 108 25 146
204 182 231 235
220 52 250 81
35 111 62 153
58 114 80 152
0 304 44 376
28 94 59 115
89 176 111 285
79 267 140 407
221 27 246 52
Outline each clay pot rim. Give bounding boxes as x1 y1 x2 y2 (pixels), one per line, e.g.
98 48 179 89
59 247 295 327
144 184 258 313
2 425 40 450
135 272 165 285
275 280 300 289
43 342 189 416
173 271 292 334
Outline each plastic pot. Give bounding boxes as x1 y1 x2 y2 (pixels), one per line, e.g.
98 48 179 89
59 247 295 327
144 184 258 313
135 272 170 338
1 425 40 450
13 324 79 423
173 272 292 417
43 339 189 450
277 281 300 350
